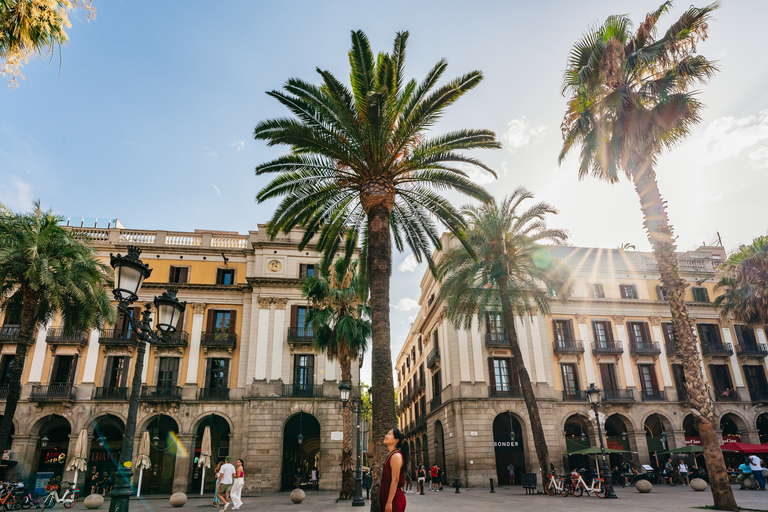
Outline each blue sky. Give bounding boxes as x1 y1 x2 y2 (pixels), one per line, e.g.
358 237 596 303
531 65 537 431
2 0 767 384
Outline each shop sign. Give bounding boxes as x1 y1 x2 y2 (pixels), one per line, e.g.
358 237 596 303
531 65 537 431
723 435 741 444
42 450 66 465
493 439 522 452
606 437 629 451
34 472 54 495
685 437 701 446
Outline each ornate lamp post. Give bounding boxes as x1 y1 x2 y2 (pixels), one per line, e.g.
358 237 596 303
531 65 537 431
108 246 186 512
339 380 370 507
585 383 618 499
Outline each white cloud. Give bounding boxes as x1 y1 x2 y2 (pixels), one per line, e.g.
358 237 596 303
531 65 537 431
212 184 221 195
398 253 420 272
504 116 548 151
0 177 33 212
748 146 768 169
392 298 420 312
688 109 768 164
458 162 497 185
227 140 245 151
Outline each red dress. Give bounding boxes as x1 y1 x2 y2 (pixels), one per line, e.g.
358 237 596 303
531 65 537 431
379 450 406 512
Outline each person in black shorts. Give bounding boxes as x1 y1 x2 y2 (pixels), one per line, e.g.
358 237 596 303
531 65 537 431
436 465 443 491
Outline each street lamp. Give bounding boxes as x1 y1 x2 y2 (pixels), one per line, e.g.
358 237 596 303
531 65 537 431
585 383 618 499
108 246 186 512
339 381 370 507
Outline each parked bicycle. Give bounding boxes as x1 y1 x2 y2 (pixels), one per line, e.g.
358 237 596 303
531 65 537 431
0 482 25 511
39 482 78 511
544 472 568 496
565 468 610 498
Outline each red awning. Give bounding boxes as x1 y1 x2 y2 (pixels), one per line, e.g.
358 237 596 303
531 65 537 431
720 442 768 453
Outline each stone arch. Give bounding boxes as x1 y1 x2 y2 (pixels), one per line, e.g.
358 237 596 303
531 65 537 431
281 411 321 491
683 413 700 438
140 414 181 495
32 414 72 484
191 414 232 493
87 414 125 485
492 411 526 485
138 412 182 433
757 413 768 443
29 413 73 437
719 412 747 441
190 411 235 435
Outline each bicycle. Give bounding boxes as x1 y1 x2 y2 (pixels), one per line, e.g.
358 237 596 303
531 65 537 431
567 468 610 498
544 472 568 496
39 482 78 510
0 483 20 511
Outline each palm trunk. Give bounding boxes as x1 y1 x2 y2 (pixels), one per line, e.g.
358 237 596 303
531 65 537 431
632 162 737 511
366 205 396 512
0 286 39 455
339 357 355 500
497 275 551 484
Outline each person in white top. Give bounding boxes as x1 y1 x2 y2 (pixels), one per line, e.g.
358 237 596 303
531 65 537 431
230 459 245 510
677 461 690 486
750 455 766 490
217 457 236 510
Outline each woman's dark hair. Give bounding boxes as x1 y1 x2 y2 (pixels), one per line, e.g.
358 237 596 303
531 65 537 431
237 459 243 465
392 428 410 472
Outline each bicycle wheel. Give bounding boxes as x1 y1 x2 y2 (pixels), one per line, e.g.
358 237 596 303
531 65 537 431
62 495 76 509
560 483 570 497
595 483 610 498
545 481 556 496
3 495 18 511
40 495 55 511
572 484 583 497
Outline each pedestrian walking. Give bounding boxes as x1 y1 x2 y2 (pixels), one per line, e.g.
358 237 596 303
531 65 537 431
230 459 245 510
507 463 515 485
363 470 372 499
217 457 236 510
417 464 426 494
677 461 690 486
429 465 438 491
380 428 408 512
405 470 413 493
212 461 224 506
436 466 443 491
750 455 766 490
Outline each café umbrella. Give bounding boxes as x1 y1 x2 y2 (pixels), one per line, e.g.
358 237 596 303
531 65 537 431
135 431 152 498
198 426 212 496
65 429 89 486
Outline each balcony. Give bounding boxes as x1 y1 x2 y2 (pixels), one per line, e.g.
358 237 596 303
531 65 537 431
94 387 128 400
282 383 323 398
485 332 509 348
99 329 138 348
736 344 768 358
592 340 624 355
640 389 667 401
426 348 440 369
749 389 768 402
399 389 411 408
701 343 733 357
562 390 587 401
0 325 20 342
164 330 189 349
629 341 661 356
665 341 679 356
30 384 76 401
46 328 88 347
287 327 314 345
140 386 182 402
413 416 426 432
430 395 442 412
602 389 634 402
414 376 425 394
552 340 584 355
201 331 237 350
489 385 523 398
198 388 230 400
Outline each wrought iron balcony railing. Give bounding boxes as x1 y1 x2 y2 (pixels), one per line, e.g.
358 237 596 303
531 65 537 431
282 383 323 398
553 340 584 354
602 389 634 401
736 344 768 357
489 385 523 398
198 388 230 400
140 386 182 401
0 385 8 399
665 341 679 355
629 341 661 356
427 348 440 369
640 389 667 401
430 395 442 412
0 325 20 342
94 387 129 399
287 327 314 344
46 328 88 346
30 384 76 400
562 390 587 401
701 342 733 356
485 332 509 347
201 331 237 349
592 340 623 355
749 389 768 402
99 329 139 347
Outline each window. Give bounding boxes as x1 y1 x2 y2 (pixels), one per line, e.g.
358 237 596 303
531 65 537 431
708 364 734 398
2 302 21 325
432 370 442 397
299 264 315 279
553 319 575 343
116 306 141 337
691 287 710 303
744 365 768 397
432 330 438 348
419 364 425 384
216 268 235 285
486 314 503 335
592 320 613 347
406 356 410 372
293 354 314 389
427 293 435 308
619 284 638 299
206 358 230 389
734 325 758 349
656 285 667 301
547 286 559 298
661 322 675 344
50 355 77 385
672 364 687 400
627 321 651 346
561 363 580 397
411 347 416 363
0 355 14 385
290 306 312 337
206 310 236 339
697 324 722 346
489 358 510 392
104 356 129 389
157 357 179 388
599 363 619 392
589 283 605 298
169 266 189 284
418 335 422 354
637 364 659 397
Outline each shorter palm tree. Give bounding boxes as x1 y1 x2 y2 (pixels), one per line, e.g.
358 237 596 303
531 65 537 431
0 203 115 456
437 189 572 483
714 235 768 326
301 257 370 500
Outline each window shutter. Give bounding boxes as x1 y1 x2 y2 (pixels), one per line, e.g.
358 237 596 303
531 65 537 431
116 310 126 333
206 309 214 333
299 264 307 278
568 320 576 342
487 358 496 389
290 305 298 329
169 266 175 283
229 310 237 333
307 355 315 386
69 355 79 385
552 320 559 341
508 357 520 387
641 323 652 343
216 269 223 285
50 356 62 384
620 285 626 299
734 325 745 346
486 314 492 333
222 360 230 387
104 356 115 387
293 356 301 386
723 365 733 389
606 322 614 342
120 357 131 387
656 285 665 301
648 365 659 392
179 267 189 284
627 323 636 344
636 364 646 393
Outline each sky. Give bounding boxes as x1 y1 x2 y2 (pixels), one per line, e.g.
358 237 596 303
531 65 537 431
1 0 767 386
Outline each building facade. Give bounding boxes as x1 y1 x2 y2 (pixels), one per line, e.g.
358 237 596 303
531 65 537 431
396 237 768 487
0 224 358 493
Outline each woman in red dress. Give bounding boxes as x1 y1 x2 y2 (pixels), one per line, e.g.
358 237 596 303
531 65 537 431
380 428 409 512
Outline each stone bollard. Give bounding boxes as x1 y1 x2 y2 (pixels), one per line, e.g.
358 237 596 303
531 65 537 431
690 478 707 491
290 488 306 504
743 477 756 490
635 479 652 493
454 477 461 493
169 493 187 507
84 494 104 509
489 478 495 493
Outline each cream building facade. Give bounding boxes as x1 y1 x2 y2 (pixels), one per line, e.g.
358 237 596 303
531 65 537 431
0 224 358 493
396 237 768 486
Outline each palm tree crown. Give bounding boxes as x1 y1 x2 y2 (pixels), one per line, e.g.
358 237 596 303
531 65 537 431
714 236 768 326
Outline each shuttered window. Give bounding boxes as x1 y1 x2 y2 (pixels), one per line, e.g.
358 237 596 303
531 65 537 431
589 283 605 298
169 266 189 284
619 284 638 299
691 287 710 303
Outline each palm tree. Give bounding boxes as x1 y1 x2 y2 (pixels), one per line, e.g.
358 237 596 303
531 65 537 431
714 236 768 326
559 3 736 509
0 203 115 456
253 30 499 507
436 189 571 483
301 257 370 500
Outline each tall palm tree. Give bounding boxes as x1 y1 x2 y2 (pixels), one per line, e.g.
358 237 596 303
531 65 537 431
714 236 768 326
436 190 571 483
301 257 370 500
558 3 736 510
0 203 115 456
253 30 499 508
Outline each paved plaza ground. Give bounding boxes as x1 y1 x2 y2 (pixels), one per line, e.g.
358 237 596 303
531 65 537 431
75 484 768 512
